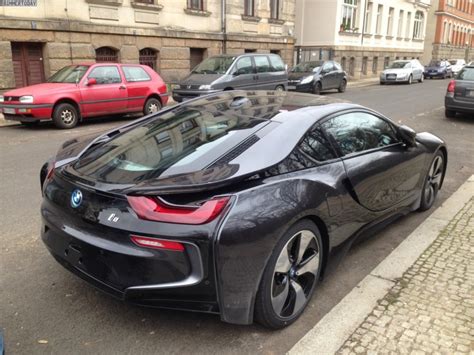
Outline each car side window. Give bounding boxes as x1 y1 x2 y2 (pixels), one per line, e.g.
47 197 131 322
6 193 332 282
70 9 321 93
269 55 285 72
234 57 253 75
266 127 336 175
321 112 399 156
88 66 121 84
334 62 342 71
122 66 151 82
322 62 333 73
254 56 271 73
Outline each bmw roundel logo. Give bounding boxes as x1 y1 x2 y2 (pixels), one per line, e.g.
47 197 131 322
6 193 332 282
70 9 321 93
71 189 83 208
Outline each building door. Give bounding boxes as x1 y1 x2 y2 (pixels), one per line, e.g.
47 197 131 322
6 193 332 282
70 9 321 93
190 48 206 71
11 42 45 88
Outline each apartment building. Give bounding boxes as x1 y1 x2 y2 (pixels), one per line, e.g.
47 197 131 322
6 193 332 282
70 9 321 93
0 0 295 91
295 0 431 79
422 0 473 63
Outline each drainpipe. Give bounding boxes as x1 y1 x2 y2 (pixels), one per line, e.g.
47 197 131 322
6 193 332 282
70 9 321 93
221 0 227 54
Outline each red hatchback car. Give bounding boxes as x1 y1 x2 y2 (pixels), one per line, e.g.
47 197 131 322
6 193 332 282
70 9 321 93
0 63 168 128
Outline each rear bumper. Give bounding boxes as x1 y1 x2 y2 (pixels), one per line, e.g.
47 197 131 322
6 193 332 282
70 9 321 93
445 95 474 114
424 72 445 78
41 201 219 313
0 103 53 121
287 82 313 92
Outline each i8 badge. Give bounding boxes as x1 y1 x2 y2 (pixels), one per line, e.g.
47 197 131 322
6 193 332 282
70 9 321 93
70 189 83 208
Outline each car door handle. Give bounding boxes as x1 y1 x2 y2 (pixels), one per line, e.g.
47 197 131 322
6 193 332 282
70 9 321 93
119 85 126 90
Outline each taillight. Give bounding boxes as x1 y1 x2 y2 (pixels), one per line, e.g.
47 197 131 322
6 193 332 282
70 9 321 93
447 80 456 93
127 196 230 225
131 235 184 252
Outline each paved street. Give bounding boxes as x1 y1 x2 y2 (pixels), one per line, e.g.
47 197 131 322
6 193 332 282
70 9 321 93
0 80 473 355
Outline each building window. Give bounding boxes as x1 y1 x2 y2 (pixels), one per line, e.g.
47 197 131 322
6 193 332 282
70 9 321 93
135 0 154 3
190 48 206 70
270 0 280 19
375 5 383 34
364 2 372 34
405 12 412 38
387 7 394 36
349 57 355 76
413 11 424 39
187 0 204 10
341 57 347 71
245 49 257 53
341 0 358 31
384 56 390 69
244 0 255 16
372 57 378 73
139 48 158 71
96 47 118 62
270 49 281 56
397 10 404 37
361 57 368 75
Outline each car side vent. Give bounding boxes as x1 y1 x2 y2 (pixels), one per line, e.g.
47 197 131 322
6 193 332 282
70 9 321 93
209 134 260 167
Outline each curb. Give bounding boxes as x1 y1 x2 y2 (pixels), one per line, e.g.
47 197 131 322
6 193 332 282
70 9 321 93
347 79 380 89
289 175 474 355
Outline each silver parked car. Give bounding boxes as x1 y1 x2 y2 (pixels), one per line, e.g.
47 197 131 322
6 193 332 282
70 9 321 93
172 54 288 102
380 59 425 85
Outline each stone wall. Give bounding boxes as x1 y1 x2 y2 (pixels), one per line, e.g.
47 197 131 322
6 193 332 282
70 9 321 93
432 44 473 62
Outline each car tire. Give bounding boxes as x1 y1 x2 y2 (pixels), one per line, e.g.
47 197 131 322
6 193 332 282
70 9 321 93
52 103 79 129
407 75 412 84
275 85 285 92
418 74 424 83
254 219 323 329
419 151 445 211
380 81 385 85
313 82 322 95
445 109 456 118
143 97 162 116
338 79 347 93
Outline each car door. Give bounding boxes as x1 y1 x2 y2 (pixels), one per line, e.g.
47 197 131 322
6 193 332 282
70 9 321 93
253 55 273 89
321 111 425 212
412 61 422 80
229 56 257 90
121 65 152 111
320 62 336 90
80 65 127 116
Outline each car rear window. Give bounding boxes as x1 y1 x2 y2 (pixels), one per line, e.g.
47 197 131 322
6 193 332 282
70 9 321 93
122 66 151 82
73 108 268 184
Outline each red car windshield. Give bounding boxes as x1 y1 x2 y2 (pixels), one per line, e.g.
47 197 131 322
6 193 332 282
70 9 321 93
47 65 89 83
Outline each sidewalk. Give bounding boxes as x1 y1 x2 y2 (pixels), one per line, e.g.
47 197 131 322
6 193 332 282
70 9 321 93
290 175 474 355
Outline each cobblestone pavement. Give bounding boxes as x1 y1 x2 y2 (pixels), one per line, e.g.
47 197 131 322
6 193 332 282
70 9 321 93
338 198 474 355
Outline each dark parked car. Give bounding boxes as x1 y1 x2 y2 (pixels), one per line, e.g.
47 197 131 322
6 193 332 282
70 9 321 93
424 60 453 79
40 91 447 329
445 65 474 118
287 60 347 94
172 54 287 102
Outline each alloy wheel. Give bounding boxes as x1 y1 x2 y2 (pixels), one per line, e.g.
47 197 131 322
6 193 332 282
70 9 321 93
271 230 320 318
147 102 159 114
61 109 75 125
424 155 444 207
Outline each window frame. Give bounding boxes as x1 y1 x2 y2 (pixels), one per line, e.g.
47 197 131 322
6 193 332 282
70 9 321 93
187 0 204 11
341 0 358 30
319 109 403 159
270 0 280 19
413 11 424 39
244 0 255 16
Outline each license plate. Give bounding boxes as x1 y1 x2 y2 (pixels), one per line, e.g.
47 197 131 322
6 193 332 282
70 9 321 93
3 108 15 114
287 85 296 90
467 90 474 97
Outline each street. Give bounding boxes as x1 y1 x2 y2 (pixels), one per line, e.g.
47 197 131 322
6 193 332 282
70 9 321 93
0 80 473 354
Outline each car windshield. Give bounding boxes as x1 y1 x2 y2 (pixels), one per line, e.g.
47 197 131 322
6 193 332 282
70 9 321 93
192 57 236 74
457 67 474 81
428 60 441 67
47 65 89 83
389 61 410 69
291 61 323 73
73 107 268 184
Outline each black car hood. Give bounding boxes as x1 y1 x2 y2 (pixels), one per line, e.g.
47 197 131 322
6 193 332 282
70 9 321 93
288 72 314 80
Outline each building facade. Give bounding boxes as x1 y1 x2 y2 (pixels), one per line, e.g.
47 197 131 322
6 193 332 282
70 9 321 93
295 0 431 79
422 0 473 64
0 0 296 91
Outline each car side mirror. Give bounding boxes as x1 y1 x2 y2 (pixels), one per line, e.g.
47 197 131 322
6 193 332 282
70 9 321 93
398 125 417 147
87 78 97 86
